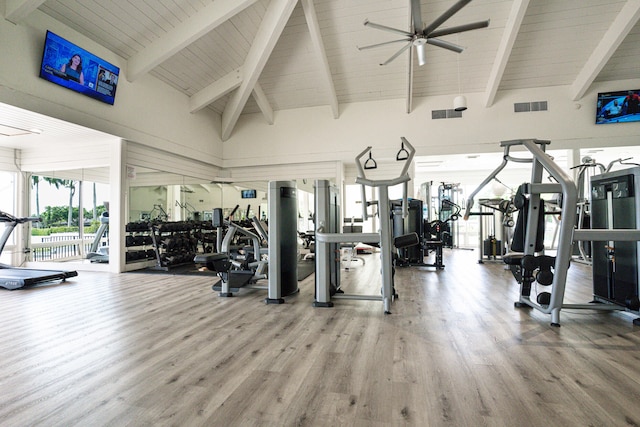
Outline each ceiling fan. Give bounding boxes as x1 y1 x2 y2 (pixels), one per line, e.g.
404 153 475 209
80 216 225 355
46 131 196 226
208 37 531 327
358 0 490 66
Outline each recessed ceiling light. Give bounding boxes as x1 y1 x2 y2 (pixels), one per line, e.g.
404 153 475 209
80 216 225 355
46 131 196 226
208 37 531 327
0 124 43 136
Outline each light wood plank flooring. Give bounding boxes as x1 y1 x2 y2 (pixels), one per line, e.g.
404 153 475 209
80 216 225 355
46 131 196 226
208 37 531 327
1 249 640 426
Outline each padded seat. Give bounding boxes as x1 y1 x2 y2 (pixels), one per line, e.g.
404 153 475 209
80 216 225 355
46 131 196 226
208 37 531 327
194 253 227 263
503 253 524 266
394 232 419 249
194 253 231 273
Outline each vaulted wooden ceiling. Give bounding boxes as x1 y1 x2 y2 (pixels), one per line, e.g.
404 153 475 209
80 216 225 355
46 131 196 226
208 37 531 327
5 0 640 141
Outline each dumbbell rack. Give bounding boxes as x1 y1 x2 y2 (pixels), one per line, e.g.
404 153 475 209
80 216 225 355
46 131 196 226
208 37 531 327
125 221 156 265
148 221 198 271
125 220 216 271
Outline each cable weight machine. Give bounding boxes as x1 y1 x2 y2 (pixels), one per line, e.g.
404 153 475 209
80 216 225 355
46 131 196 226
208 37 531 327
314 138 418 314
465 139 640 326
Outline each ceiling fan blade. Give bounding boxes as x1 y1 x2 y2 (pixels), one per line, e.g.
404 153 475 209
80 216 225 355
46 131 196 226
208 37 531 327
380 42 412 66
422 0 472 35
426 38 464 53
410 0 424 32
364 19 413 37
357 38 412 51
428 19 490 38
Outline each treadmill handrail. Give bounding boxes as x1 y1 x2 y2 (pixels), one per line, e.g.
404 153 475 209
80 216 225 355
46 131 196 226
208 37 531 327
0 211 42 256
0 210 41 224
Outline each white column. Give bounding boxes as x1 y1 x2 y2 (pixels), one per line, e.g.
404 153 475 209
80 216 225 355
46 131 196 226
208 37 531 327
109 139 127 273
15 170 29 265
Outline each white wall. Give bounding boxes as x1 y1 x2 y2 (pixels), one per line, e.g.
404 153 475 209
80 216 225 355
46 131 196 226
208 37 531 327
20 139 115 173
0 147 19 172
225 84 640 171
0 11 224 167
126 142 222 182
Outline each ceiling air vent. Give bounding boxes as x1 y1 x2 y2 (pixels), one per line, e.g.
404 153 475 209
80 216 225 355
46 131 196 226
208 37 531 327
432 109 463 119
514 101 548 113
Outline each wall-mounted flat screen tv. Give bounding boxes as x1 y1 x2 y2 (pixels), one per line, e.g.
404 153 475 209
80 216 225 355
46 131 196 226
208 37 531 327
241 189 257 199
596 89 640 124
39 30 120 105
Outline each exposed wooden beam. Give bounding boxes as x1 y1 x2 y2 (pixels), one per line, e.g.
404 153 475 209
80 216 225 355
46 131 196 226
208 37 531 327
127 0 258 82
406 48 413 114
252 82 274 125
570 0 640 101
221 0 298 141
483 0 530 108
300 0 339 119
190 68 242 113
4 0 44 24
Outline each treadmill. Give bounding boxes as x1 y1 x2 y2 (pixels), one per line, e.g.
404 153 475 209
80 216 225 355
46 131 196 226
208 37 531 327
0 211 78 290
86 211 109 263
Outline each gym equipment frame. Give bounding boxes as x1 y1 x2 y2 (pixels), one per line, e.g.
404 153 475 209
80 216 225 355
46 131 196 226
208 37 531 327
0 211 77 290
465 139 640 326
314 138 415 314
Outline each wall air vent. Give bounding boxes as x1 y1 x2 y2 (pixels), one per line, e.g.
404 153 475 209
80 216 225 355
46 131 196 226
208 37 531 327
431 109 463 119
514 101 548 113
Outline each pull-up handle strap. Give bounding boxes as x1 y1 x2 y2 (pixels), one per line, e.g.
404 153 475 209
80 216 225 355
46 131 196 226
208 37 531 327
396 142 409 161
364 152 377 170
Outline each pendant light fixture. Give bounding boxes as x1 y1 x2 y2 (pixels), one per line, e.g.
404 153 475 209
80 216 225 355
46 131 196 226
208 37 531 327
453 95 467 111
454 95 467 112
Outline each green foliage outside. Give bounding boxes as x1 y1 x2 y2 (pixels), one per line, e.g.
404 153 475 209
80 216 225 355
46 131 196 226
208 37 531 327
30 174 108 236
30 205 107 236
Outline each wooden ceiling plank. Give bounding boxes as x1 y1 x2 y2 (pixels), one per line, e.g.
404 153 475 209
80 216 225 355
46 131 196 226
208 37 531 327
127 0 259 81
570 0 640 101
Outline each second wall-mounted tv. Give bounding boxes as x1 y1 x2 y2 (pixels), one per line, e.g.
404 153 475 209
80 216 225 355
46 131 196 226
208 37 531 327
596 89 640 124
39 30 120 105
241 189 257 199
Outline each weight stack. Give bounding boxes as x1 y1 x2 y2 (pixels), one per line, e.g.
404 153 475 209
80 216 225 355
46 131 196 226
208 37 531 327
267 180 299 302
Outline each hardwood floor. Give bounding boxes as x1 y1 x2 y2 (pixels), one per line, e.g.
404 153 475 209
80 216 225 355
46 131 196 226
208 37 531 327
1 249 640 426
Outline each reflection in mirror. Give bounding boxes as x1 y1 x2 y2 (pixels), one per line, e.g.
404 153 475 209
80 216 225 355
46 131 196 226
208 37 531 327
28 170 110 264
130 185 169 222
127 176 320 250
